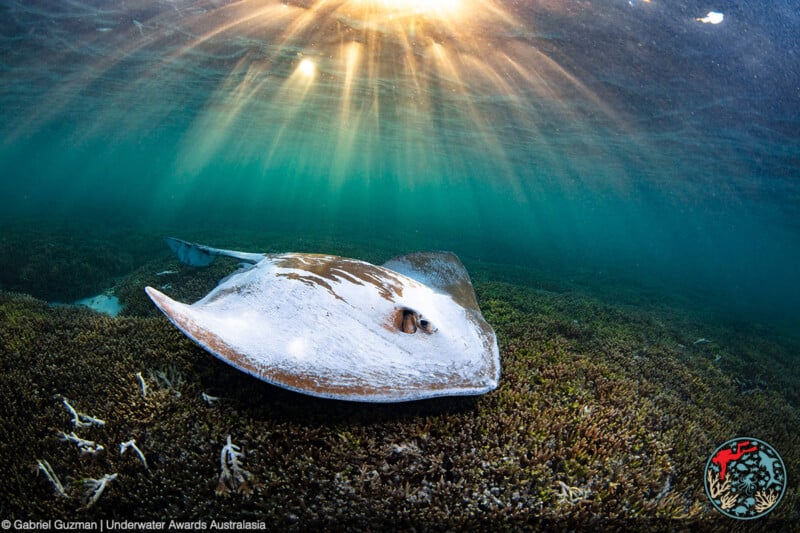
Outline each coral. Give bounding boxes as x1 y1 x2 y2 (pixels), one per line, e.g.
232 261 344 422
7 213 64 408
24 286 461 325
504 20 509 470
216 436 253 496
120 439 148 471
59 431 104 455
36 459 69 498
60 396 105 427
1 251 798 528
555 481 589 505
81 473 118 508
0 222 157 302
201 392 221 405
148 365 185 397
135 372 148 397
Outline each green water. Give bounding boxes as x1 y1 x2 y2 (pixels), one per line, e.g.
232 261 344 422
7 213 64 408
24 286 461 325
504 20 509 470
1 0 798 333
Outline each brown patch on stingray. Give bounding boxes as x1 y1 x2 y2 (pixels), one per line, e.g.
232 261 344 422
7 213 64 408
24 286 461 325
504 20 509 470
275 272 344 302
275 254 404 302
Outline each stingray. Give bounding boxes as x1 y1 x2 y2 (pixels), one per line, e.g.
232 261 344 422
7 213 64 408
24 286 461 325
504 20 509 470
145 238 500 402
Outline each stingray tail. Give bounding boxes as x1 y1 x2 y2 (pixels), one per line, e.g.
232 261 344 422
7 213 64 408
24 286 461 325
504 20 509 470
165 237 265 267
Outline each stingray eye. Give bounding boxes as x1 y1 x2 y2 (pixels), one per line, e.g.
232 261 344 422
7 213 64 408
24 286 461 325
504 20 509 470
417 317 436 334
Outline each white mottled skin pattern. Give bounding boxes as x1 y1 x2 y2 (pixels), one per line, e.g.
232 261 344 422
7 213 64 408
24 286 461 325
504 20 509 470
146 251 500 402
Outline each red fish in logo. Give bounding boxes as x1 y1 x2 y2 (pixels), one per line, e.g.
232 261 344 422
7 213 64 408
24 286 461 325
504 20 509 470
712 440 759 480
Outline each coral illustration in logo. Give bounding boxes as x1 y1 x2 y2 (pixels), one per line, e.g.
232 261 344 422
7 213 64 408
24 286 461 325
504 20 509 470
704 437 786 519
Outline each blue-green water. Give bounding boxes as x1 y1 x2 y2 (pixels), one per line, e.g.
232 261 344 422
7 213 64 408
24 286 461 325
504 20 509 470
1 0 798 332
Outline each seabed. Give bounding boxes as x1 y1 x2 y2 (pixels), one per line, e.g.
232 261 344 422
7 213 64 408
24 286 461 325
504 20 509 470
0 227 797 531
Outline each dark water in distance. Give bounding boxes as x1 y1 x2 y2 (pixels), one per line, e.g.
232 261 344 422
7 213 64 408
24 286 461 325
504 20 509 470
1 1 798 332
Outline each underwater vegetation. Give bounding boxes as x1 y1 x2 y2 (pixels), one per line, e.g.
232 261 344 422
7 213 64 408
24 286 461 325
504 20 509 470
0 246 798 530
0 221 160 302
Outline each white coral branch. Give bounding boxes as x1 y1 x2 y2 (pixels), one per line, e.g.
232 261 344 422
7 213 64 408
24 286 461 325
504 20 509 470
36 459 68 497
120 439 149 471
216 435 252 495
135 372 148 398
59 431 104 455
81 473 118 508
707 469 736 509
60 396 105 427
201 392 221 405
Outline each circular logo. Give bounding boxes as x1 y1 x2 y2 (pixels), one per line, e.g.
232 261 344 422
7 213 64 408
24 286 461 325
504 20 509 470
704 437 786 519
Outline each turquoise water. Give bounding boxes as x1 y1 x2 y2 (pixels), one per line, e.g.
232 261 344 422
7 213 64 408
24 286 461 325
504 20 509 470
1 0 798 332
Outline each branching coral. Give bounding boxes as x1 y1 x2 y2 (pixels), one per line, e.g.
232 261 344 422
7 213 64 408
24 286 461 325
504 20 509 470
135 372 148 397
201 392 221 405
120 439 149 471
81 473 117 508
149 365 185 397
216 435 252 496
59 431 104 455
36 459 68 498
707 469 738 510
60 395 105 427
3 270 799 526
555 481 589 505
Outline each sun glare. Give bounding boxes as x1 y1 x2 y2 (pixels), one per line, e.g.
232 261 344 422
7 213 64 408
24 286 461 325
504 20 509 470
74 0 620 192
355 0 462 18
298 58 316 78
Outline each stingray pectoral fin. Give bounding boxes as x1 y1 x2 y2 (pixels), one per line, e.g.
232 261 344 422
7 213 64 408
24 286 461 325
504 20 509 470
165 237 265 267
145 285 394 401
144 286 221 356
145 286 265 378
145 286 192 328
145 286 225 353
